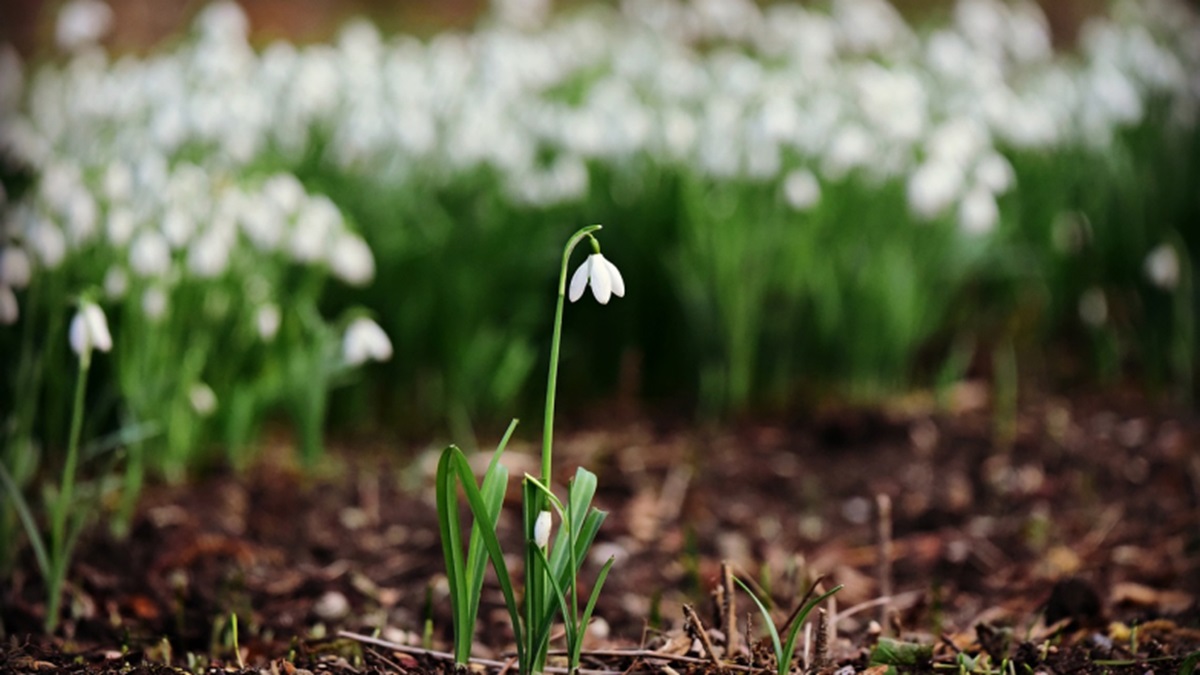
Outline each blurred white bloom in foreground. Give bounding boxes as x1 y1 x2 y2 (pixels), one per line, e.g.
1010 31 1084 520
782 169 821 211
142 286 168 321
103 267 128 299
27 216 67 269
1143 243 1180 290
189 383 218 416
907 160 964 220
958 187 999 236
0 246 32 288
1078 287 1108 327
188 232 231 278
569 253 625 305
974 153 1016 195
69 301 113 357
130 230 171 277
256 303 281 341
0 285 18 325
342 317 393 366
56 0 113 52
533 510 552 549
329 233 375 286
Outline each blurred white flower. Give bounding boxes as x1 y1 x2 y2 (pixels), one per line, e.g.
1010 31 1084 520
782 169 821 211
129 230 171 277
957 187 999 236
533 510 552 549
907 160 964 220
103 162 134 203
569 253 625 305
142 286 168 321
187 232 230 278
1078 287 1108 327
256 303 281 341
0 285 18 325
104 267 128 299
822 125 875 179
329 232 375 286
162 208 196 249
1144 243 1180 290
27 217 67 269
343 317 393 366
69 300 113 357
0 246 32 288
974 153 1016 195
106 207 137 247
291 196 341 263
189 382 218 417
56 0 114 52
0 45 23 115
196 1 250 43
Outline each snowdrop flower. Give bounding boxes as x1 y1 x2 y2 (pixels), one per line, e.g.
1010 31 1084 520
0 246 32 288
129 230 171 277
974 153 1016 195
1078 287 1108 328
342 317 393 366
256 303 281 341
957 187 999 236
0 285 17 325
142 286 168 321
1143 243 1180 290
56 0 113 52
187 232 231 278
569 253 625 305
907 160 964 220
27 215 67 269
533 510 552 549
104 267 128 299
189 382 218 417
329 232 375 286
782 169 821 211
69 300 113 358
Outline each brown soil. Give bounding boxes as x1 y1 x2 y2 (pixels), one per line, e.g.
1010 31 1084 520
3 385 1200 673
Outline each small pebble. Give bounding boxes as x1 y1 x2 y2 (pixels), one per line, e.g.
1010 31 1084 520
313 590 350 621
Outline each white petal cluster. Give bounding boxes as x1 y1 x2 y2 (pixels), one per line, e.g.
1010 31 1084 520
569 253 625 305
69 301 113 357
1144 243 1180 291
342 317 393 366
533 510 552 549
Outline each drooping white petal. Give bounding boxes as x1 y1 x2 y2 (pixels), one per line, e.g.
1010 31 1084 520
534 510 552 549
603 256 625 298
568 256 591 302
589 254 612 304
69 301 112 356
0 285 18 325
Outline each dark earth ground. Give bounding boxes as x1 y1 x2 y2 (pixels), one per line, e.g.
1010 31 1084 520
3 383 1200 673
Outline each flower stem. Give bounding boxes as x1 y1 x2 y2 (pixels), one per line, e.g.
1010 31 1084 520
542 225 602 485
47 346 91 633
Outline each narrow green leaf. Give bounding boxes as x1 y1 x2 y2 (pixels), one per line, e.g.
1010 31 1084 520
533 542 576 651
435 446 470 664
735 576 784 670
869 637 934 667
1180 650 1200 675
0 462 50 579
451 450 525 667
780 585 842 669
572 556 616 669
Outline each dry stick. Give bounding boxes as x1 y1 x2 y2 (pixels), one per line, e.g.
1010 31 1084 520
683 603 723 669
722 561 737 657
831 591 922 625
875 494 893 633
812 607 830 671
778 574 825 639
341 631 769 675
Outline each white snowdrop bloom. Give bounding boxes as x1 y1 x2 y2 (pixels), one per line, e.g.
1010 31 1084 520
493 0 552 31
569 253 625 305
141 286 168 321
162 208 196 249
855 64 927 145
329 232 375 286
56 0 113 52
187 232 231 278
1144 243 1180 291
342 317 393 366
0 246 32 288
189 382 218 417
291 196 341 263
822 125 875 179
196 1 250 43
103 267 128 299
106 207 137 247
27 215 67 269
907 160 964 220
958 187 1000 236
955 0 1005 54
66 190 99 242
834 0 910 54
0 285 17 325
1078 287 1108 328
974 152 1016 195
928 118 989 169
255 303 281 342
1007 2 1052 65
1087 66 1144 127
533 510 552 549
103 162 134 203
782 169 821 211
69 300 113 357
129 230 171 277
